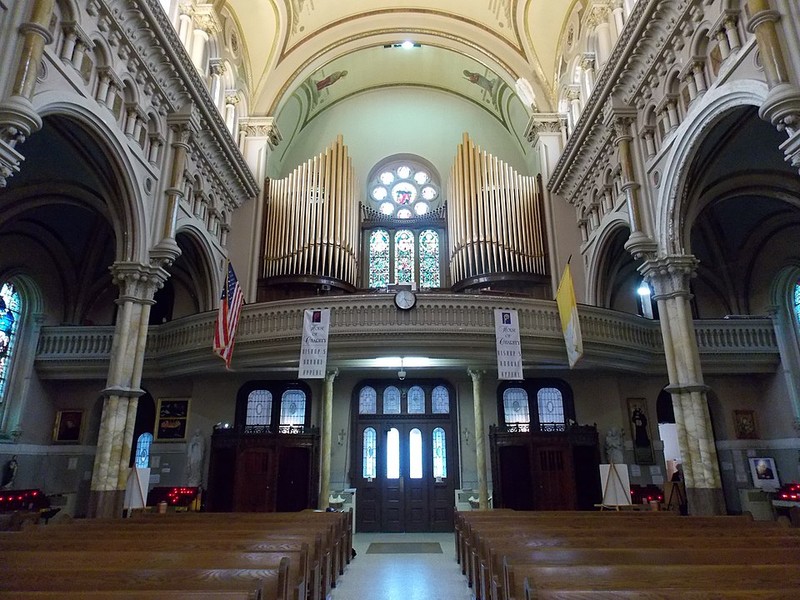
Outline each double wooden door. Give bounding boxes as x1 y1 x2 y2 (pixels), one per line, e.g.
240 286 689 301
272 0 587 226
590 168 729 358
356 420 455 532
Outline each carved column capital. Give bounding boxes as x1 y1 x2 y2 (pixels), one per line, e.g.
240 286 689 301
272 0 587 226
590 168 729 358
238 116 283 148
524 112 567 146
110 262 170 302
638 255 699 299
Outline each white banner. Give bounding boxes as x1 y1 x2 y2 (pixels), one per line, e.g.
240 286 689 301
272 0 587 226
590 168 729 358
299 308 330 379
494 309 523 380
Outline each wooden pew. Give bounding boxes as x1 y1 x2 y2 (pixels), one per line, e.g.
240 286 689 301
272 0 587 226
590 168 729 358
0 593 258 600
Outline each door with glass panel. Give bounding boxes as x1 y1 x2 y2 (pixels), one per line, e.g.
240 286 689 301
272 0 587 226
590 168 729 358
354 381 457 533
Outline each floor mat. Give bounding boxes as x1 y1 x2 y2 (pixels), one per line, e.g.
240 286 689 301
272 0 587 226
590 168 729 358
366 542 443 554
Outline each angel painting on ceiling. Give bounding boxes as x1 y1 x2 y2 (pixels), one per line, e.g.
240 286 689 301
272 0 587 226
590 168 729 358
463 69 499 107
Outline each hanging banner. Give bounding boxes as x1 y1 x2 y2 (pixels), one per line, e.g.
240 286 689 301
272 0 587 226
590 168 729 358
299 308 330 379
556 263 584 368
494 309 523 380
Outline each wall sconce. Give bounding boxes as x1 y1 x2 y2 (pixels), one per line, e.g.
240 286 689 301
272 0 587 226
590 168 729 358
337 428 346 446
462 427 471 447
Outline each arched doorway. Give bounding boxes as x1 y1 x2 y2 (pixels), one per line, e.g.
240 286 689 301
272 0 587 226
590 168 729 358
352 379 458 532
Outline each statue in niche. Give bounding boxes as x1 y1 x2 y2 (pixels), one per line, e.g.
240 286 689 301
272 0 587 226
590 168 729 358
185 429 205 487
1 455 18 489
604 427 625 464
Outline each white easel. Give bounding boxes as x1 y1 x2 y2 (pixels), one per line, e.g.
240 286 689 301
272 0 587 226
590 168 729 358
596 462 632 510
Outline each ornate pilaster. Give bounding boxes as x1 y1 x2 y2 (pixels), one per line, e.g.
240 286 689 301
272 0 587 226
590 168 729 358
319 369 339 510
0 0 56 187
468 369 489 510
604 107 657 258
89 262 169 518
639 256 724 516
746 0 800 171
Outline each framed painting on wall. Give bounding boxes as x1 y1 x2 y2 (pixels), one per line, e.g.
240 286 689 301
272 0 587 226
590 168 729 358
155 398 190 441
749 457 780 490
733 409 758 439
627 398 655 464
53 410 83 443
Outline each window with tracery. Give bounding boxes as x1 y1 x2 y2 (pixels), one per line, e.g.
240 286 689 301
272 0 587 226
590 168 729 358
236 382 311 432
537 388 565 427
431 386 450 414
383 386 401 414
359 386 377 414
395 230 415 283
0 282 20 404
369 230 390 288
795 279 800 324
363 427 377 479
419 230 441 288
503 387 530 430
246 389 273 426
135 433 153 468
432 427 447 479
280 390 306 428
407 386 425 414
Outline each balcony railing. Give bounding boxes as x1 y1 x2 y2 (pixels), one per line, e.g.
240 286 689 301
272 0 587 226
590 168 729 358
34 294 779 378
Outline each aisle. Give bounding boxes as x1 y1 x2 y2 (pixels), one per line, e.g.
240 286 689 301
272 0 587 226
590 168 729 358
331 532 472 600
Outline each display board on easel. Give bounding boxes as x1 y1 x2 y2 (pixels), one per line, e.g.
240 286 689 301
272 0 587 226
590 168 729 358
124 467 150 515
597 463 631 509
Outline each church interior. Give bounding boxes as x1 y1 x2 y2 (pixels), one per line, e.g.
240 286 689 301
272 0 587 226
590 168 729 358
1 0 800 562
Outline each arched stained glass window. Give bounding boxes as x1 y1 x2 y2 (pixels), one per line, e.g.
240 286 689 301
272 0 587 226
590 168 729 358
432 385 449 414
419 230 440 288
246 389 273 426
135 432 153 468
537 388 565 425
280 390 306 427
363 427 377 479
386 427 400 479
369 230 390 288
432 427 447 479
795 279 800 324
383 386 401 414
0 282 21 403
359 386 377 414
409 428 422 479
394 230 415 283
408 386 425 414
503 388 530 428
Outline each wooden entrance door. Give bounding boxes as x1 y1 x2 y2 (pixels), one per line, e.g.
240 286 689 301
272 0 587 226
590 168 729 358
532 443 576 510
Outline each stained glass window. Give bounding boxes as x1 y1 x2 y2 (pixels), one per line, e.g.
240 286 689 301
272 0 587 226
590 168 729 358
408 386 425 414
537 388 565 425
409 428 423 479
386 427 400 478
135 433 153 468
432 385 449 414
359 386 377 414
0 282 21 403
369 230 390 288
280 389 306 426
246 389 273 426
795 279 800 324
419 229 440 288
503 388 530 427
363 427 377 479
395 230 415 283
383 386 401 414
432 427 447 478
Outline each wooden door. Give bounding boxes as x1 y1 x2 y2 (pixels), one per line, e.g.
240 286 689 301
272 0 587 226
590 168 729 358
275 446 310 512
233 446 276 512
532 444 575 510
498 444 535 510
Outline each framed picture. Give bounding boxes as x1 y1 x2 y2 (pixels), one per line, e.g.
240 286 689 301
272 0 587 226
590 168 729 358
53 410 83 443
733 409 758 439
749 457 780 490
627 398 655 464
155 398 190 441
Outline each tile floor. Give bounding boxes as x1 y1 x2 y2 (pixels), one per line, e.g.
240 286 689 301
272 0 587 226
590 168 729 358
331 532 472 600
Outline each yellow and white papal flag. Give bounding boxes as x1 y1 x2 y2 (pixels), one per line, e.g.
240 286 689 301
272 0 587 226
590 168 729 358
556 263 583 368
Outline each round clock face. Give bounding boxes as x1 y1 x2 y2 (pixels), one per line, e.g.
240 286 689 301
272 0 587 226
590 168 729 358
394 290 416 310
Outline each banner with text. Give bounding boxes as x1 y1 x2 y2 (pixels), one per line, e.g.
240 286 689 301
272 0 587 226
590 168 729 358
494 309 523 380
299 308 330 379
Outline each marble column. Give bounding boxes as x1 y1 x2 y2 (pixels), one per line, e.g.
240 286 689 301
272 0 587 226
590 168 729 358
319 369 338 510
640 255 725 515
0 0 56 187
468 369 489 510
746 0 800 171
88 262 168 518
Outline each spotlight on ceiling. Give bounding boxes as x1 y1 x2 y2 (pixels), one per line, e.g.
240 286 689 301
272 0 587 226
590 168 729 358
401 40 415 50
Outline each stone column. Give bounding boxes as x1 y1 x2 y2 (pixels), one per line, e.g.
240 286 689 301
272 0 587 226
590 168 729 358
0 0 55 187
746 0 800 171
224 94 240 136
468 369 489 510
209 59 226 110
319 369 338 509
580 54 597 100
88 262 168 518
640 255 725 515
604 108 658 258
767 304 800 427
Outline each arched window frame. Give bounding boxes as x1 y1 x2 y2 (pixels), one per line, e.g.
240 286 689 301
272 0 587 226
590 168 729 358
497 379 576 433
235 381 312 433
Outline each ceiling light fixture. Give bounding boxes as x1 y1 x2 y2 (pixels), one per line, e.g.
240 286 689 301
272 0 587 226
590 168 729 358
401 40 415 50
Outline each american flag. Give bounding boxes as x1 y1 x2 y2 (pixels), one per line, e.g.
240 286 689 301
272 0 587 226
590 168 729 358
213 261 244 369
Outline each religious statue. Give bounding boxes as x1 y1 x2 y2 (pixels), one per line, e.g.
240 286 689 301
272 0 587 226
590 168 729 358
184 429 205 487
1 455 18 490
604 427 625 464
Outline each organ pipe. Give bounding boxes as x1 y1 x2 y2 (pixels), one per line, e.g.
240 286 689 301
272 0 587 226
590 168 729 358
262 135 359 288
448 133 548 287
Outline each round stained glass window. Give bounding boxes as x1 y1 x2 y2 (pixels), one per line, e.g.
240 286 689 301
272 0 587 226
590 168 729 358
414 171 429 185
397 209 412 219
392 182 417 205
414 202 429 215
380 202 395 215
380 171 395 185
397 165 412 179
372 187 388 201
421 186 437 201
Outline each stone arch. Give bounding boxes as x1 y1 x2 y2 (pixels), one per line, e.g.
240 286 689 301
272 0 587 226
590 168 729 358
172 223 219 312
586 216 634 308
656 80 769 255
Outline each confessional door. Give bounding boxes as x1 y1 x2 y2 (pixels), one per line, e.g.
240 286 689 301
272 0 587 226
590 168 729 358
356 420 455 532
